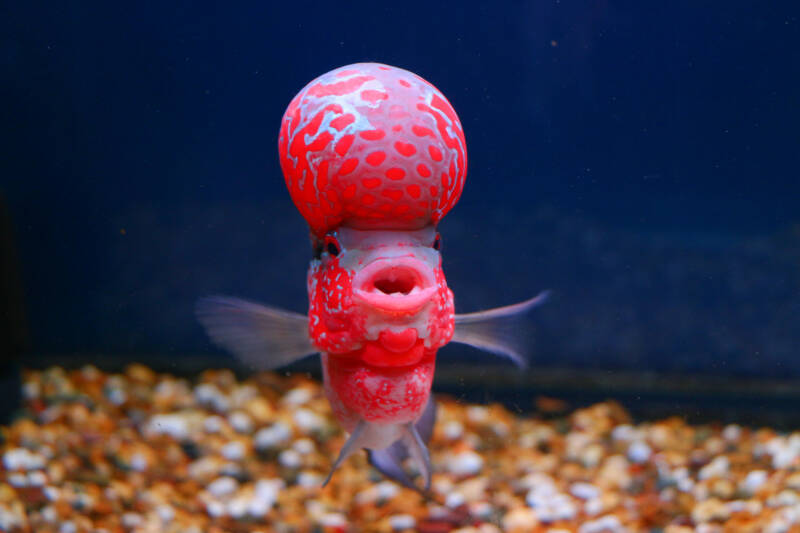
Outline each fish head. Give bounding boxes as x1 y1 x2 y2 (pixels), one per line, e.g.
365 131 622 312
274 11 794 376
307 226 454 368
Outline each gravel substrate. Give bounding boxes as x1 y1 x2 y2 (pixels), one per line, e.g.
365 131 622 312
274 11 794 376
2 365 800 532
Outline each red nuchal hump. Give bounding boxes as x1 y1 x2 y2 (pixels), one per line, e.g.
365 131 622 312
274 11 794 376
278 63 467 237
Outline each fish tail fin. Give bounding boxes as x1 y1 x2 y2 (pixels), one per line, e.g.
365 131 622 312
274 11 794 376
367 395 437 492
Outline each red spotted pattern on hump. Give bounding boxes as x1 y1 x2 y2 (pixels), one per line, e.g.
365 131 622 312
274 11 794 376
279 63 467 237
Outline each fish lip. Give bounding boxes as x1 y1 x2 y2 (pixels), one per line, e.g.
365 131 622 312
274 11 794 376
352 256 436 314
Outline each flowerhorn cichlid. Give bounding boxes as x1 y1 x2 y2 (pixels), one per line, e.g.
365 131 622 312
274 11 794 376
197 63 548 491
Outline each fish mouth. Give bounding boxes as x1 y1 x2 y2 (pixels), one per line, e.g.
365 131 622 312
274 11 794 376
352 257 436 314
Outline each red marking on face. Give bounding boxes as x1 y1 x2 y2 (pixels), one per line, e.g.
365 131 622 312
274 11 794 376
406 184 421 198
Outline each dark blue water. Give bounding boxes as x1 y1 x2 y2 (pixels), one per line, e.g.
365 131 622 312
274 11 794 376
2 2 798 376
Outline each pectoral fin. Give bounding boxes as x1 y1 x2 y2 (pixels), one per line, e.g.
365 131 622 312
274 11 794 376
322 421 366 487
452 290 550 368
196 296 316 369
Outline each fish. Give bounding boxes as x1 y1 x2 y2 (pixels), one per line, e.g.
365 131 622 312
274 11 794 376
196 63 548 492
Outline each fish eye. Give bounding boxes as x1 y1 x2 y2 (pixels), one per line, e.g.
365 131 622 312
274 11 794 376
432 232 442 251
324 235 341 257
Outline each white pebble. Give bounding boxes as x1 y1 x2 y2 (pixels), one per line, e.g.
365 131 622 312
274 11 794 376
106 387 127 406
39 505 56 523
722 424 742 441
466 406 489 424
7 473 27 487
292 438 316 455
503 508 539 530
519 472 556 492
445 491 465 508
22 381 40 399
254 479 285 506
156 504 175 523
247 497 272 517
527 490 577 522
768 489 800 507
447 450 483 476
43 486 60 501
194 383 230 412
229 411 253 434
297 471 323 487
491 421 510 437
207 476 238 497
227 495 249 518
293 408 325 433
205 499 226 517
570 482 599 500
130 452 149 472
27 471 47 487
254 422 292 450
278 449 302 469
389 514 416 530
611 424 638 442
356 481 399 504
283 387 313 406
727 499 762 515
3 448 46 471
579 514 626 533
698 456 730 480
317 512 348 527
741 470 768 494
203 415 224 433
469 501 493 518
627 440 652 463
221 441 245 461
145 414 191 440
443 420 464 440
229 385 258 407
584 497 604 516
121 513 143 528
59 521 77 533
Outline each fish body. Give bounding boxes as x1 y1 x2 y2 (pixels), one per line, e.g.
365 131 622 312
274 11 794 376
198 63 547 491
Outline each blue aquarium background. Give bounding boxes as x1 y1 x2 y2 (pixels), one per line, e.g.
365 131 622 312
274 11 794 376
2 1 798 379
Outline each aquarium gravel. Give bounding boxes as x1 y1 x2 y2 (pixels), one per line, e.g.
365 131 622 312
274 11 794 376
2 366 800 532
